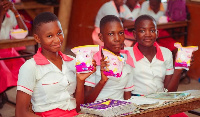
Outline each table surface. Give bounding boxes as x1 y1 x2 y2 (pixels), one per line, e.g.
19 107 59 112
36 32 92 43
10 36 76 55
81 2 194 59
77 97 200 117
14 1 56 10
0 36 36 49
126 21 188 30
128 97 200 117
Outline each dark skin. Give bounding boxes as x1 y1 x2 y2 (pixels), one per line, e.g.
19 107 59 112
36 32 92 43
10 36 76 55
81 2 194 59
0 0 27 33
113 0 135 28
15 21 96 117
149 0 161 14
126 0 139 12
85 21 131 103
133 19 183 92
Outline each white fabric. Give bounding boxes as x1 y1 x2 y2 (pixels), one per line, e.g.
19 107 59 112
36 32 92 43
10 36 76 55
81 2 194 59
94 0 133 27
85 53 134 101
17 58 77 112
125 47 174 95
0 10 17 39
139 1 167 22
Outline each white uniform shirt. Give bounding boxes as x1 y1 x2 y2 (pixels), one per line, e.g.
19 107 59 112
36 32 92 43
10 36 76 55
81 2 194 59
95 0 133 27
85 49 135 101
0 10 17 39
17 48 77 112
139 1 167 22
125 42 174 95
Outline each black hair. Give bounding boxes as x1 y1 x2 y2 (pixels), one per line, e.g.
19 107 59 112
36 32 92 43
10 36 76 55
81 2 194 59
100 15 122 33
134 15 156 30
33 12 58 34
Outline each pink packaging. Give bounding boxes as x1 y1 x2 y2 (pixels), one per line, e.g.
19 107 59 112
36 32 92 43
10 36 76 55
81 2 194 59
174 43 198 70
10 29 28 39
102 49 124 80
71 45 99 73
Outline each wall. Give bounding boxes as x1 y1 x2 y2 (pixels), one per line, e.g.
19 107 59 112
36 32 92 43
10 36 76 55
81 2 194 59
66 0 109 55
186 2 200 80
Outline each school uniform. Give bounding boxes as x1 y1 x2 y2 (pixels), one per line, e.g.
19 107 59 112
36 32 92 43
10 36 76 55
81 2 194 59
84 47 135 101
92 0 133 46
17 48 78 116
125 42 174 95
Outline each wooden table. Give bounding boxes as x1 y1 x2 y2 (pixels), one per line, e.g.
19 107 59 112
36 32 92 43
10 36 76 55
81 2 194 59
127 21 189 46
0 37 38 60
128 97 200 117
14 1 57 19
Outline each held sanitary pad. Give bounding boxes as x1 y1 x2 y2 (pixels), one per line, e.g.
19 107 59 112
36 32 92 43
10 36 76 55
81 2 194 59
174 43 198 70
102 49 124 80
71 45 99 73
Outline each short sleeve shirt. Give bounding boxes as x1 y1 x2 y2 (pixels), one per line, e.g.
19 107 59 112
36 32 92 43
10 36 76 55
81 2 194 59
125 42 174 95
85 50 135 101
95 0 133 27
17 48 77 112
139 1 167 22
0 10 17 39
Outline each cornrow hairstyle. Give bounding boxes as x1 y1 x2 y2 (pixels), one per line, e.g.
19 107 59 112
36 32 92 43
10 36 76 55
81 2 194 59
33 12 58 34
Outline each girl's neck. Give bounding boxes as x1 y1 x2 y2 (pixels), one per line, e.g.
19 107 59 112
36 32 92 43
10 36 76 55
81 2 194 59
138 44 157 62
42 49 61 61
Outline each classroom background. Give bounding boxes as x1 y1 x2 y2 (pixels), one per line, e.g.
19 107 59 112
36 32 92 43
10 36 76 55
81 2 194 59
0 0 200 116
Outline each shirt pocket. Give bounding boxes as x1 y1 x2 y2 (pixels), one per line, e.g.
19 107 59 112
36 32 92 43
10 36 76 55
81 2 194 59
41 79 69 102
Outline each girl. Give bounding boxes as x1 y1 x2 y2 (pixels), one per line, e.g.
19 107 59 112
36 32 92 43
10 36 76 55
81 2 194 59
15 12 95 117
125 14 188 117
85 15 135 103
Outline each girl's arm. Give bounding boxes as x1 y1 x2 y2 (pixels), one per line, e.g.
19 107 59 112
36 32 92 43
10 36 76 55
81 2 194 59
164 69 183 92
15 91 39 117
84 58 108 103
1 1 28 30
124 91 132 100
75 60 96 112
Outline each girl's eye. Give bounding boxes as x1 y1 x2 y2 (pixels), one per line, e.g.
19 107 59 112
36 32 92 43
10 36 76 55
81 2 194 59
151 30 156 33
119 31 124 35
139 30 145 33
47 35 52 38
57 32 62 35
108 33 114 36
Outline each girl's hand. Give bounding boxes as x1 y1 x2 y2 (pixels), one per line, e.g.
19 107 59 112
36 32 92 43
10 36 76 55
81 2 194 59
1 0 17 14
100 57 109 83
76 59 97 82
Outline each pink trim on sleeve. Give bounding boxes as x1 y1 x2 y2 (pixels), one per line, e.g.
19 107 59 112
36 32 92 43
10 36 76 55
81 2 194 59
18 85 33 92
167 68 174 71
124 85 134 89
85 81 96 85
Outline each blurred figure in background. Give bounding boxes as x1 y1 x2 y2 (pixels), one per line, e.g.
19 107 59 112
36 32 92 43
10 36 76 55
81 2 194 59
0 0 27 108
92 0 135 47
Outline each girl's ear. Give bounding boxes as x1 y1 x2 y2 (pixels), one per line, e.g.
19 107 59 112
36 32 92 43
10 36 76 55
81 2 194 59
156 30 159 39
98 33 104 42
132 30 136 39
34 34 41 43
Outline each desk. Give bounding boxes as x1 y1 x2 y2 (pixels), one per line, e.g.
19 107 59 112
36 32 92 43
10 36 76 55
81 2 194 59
78 97 200 117
127 21 188 46
128 97 200 117
0 37 38 60
14 1 57 19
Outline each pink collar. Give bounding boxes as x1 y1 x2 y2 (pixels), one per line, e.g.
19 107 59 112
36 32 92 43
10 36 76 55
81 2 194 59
111 0 125 13
93 46 135 68
133 42 164 61
33 48 73 65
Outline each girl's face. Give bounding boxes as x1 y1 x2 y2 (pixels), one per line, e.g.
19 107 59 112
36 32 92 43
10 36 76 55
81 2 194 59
34 21 64 53
114 0 125 7
99 21 124 55
134 19 158 47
